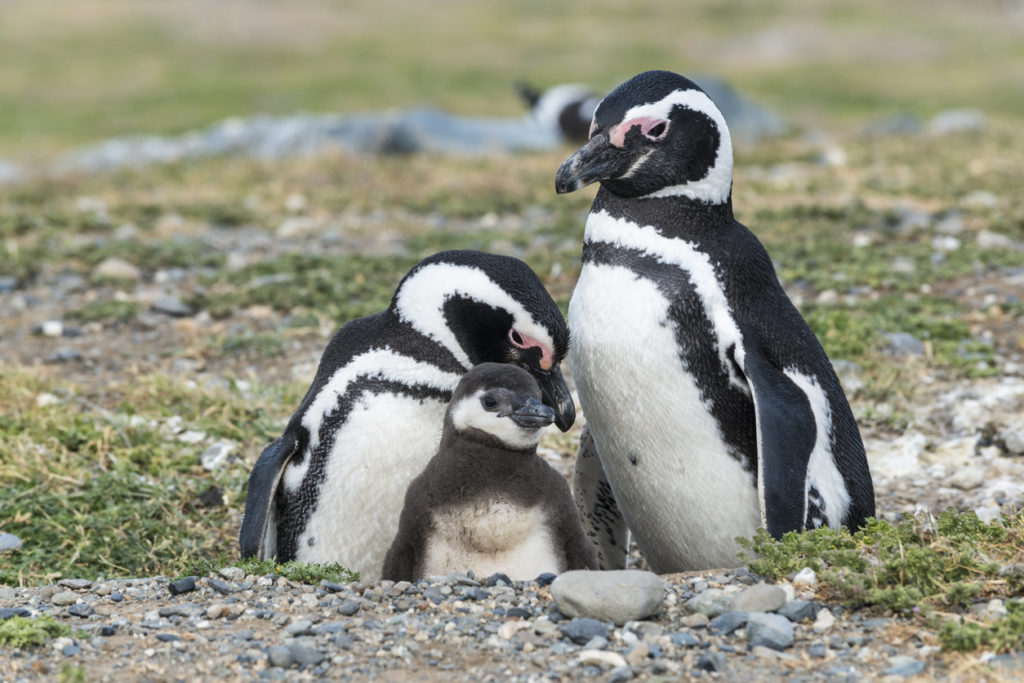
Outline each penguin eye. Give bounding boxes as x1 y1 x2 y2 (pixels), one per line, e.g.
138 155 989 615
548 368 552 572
509 328 527 347
642 119 669 141
481 395 499 411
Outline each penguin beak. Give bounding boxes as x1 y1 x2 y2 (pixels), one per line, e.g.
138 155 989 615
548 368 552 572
504 396 557 430
555 133 632 194
531 365 576 432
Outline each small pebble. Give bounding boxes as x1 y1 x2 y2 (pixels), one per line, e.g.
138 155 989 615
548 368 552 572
168 577 196 595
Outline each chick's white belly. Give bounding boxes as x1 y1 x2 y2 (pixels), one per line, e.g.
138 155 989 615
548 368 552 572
423 503 560 581
569 264 759 572
295 393 446 580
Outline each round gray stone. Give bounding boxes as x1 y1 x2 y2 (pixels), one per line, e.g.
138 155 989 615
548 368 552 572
684 588 734 618
551 570 665 625
268 645 294 668
558 618 609 645
51 591 79 606
730 583 786 613
884 656 925 677
0 533 24 552
287 641 325 666
746 612 794 650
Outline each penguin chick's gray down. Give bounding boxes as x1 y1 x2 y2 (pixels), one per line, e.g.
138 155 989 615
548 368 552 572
556 70 875 573
382 363 597 581
239 251 575 581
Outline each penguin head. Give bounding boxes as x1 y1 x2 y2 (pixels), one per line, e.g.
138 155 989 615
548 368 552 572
392 251 574 431
555 70 733 203
446 363 555 451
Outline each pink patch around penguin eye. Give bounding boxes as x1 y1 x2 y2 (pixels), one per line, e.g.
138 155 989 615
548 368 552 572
609 116 671 147
509 328 554 371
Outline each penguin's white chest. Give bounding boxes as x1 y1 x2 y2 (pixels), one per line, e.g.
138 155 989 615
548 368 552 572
422 502 560 581
569 262 759 572
293 393 448 579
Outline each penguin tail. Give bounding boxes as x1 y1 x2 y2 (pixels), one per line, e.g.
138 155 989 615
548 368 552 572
515 80 541 108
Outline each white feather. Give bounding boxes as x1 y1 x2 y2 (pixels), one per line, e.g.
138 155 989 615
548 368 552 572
569 262 759 572
617 88 733 204
393 262 556 369
584 210 748 392
784 369 850 528
295 392 449 580
449 390 544 450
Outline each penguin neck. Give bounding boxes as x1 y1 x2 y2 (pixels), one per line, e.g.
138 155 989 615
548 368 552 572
590 185 734 240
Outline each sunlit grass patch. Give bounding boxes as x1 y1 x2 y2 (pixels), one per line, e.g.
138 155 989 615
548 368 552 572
0 365 295 586
0 615 71 648
738 510 1024 652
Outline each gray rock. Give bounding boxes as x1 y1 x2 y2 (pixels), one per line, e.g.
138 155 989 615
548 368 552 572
0 276 17 293
809 642 828 658
559 618 609 645
51 591 79 606
267 645 294 668
550 570 664 625
207 578 233 595
929 109 986 136
287 641 325 666
58 579 93 590
883 332 925 357
151 295 193 317
685 588 734 617
696 651 727 672
67 603 95 618
884 655 925 676
989 652 1024 671
0 533 22 552
168 577 196 595
286 619 315 636
92 257 142 282
779 600 819 622
337 599 361 616
45 348 82 364
730 583 786 613
200 441 236 471
746 612 794 650
609 664 633 682
671 632 700 648
709 611 748 636
61 644 81 657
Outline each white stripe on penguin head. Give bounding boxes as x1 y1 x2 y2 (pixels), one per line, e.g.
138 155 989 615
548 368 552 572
613 88 733 204
394 262 556 370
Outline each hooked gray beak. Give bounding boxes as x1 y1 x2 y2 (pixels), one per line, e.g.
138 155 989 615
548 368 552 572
504 396 557 429
555 133 632 194
531 364 575 432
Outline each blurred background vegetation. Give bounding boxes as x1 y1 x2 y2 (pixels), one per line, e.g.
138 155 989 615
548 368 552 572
3 0 1023 156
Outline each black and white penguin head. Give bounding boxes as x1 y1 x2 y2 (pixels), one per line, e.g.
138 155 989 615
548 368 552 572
446 363 555 451
392 250 574 431
555 70 733 203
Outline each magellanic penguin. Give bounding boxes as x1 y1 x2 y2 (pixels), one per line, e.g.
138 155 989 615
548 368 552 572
238 251 575 581
382 363 597 581
554 70 875 573
517 81 603 144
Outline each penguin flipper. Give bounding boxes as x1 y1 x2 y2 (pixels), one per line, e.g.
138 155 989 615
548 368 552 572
741 343 817 540
238 433 299 560
572 426 629 569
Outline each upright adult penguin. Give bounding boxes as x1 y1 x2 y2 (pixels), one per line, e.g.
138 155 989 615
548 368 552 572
239 251 574 580
555 70 874 573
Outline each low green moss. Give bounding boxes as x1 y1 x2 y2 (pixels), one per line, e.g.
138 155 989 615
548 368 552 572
187 557 359 585
0 615 70 648
738 510 1024 615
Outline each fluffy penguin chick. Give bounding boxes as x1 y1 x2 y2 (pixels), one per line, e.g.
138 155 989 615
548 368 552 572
556 70 875 573
382 363 597 581
239 251 575 581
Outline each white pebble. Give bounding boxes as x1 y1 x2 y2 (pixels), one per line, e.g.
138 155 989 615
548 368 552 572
793 567 817 587
813 608 836 634
579 649 628 669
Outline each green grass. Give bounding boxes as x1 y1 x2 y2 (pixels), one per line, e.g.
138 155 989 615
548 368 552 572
738 510 1024 653
0 615 71 648
186 557 360 585
2 0 1024 154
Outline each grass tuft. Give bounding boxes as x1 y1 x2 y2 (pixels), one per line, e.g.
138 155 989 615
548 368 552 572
0 615 71 648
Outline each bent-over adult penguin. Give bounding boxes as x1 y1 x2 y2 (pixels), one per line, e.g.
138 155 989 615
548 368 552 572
555 70 875 573
381 363 597 581
239 251 575 580
517 81 603 144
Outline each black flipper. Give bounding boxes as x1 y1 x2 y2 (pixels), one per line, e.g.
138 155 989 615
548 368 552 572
238 433 299 559
572 426 629 569
741 341 817 540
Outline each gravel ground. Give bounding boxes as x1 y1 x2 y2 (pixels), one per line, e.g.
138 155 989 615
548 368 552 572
5 565 1022 682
